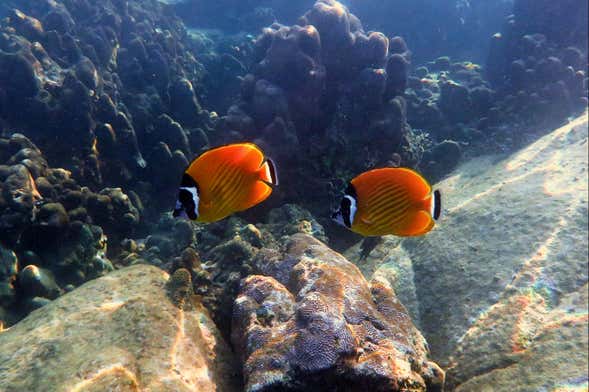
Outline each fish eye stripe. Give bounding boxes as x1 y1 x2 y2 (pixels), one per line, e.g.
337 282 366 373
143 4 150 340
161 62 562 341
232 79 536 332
178 186 199 219
345 183 357 199
341 197 352 228
180 173 200 194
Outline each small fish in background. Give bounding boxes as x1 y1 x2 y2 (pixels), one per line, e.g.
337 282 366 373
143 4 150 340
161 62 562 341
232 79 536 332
173 143 278 223
332 167 441 237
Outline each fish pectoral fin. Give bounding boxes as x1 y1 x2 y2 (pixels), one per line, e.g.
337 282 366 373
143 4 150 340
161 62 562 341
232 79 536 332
361 217 373 225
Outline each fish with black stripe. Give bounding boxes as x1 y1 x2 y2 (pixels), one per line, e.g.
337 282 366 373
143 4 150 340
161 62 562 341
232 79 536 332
173 143 278 222
332 167 441 236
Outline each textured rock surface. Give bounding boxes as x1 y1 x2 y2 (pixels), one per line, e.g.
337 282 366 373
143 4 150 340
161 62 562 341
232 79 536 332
232 233 444 392
345 236 420 323
447 283 588 391
351 113 588 390
0 133 141 325
0 264 239 392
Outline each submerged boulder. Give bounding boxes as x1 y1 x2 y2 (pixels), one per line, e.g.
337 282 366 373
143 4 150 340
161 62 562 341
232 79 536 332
349 112 588 390
232 233 444 392
0 264 239 392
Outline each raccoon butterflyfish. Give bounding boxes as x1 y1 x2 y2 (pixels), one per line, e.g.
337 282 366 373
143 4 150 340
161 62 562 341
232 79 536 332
332 167 441 237
173 143 278 223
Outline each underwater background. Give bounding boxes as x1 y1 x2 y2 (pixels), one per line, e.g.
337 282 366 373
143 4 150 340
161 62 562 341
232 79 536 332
0 0 587 391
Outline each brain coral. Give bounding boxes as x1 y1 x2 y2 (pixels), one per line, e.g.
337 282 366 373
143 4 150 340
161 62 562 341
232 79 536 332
232 233 444 392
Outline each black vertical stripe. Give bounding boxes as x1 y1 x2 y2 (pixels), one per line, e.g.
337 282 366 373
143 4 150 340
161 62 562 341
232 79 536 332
433 190 441 220
341 197 352 228
345 183 357 199
266 158 279 186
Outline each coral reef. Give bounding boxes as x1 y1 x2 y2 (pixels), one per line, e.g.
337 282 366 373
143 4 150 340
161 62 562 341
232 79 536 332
232 233 444 391
188 29 254 114
1 0 586 390
115 203 327 342
486 0 588 129
0 264 240 392
0 0 216 212
403 58 493 180
0 133 140 326
219 0 425 215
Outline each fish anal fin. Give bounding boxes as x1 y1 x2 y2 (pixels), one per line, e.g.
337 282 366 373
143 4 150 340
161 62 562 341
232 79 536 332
236 181 272 211
394 209 435 237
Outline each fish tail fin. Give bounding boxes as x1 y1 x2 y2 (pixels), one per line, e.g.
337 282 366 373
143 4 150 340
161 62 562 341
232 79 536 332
259 158 278 186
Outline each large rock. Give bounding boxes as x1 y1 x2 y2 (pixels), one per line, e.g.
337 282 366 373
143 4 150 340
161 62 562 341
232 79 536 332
345 236 421 324
232 233 444 392
349 112 588 390
0 264 239 392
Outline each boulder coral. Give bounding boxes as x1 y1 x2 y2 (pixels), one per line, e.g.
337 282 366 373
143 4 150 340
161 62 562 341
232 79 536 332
0 133 140 326
486 0 588 129
220 0 422 214
0 0 215 212
232 233 444 391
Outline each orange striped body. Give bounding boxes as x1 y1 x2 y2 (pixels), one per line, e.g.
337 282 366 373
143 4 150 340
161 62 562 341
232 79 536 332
184 143 275 223
350 168 436 236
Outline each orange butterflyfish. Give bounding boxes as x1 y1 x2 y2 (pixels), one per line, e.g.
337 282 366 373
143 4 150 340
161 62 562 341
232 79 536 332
173 143 278 223
332 167 441 237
